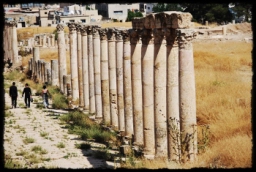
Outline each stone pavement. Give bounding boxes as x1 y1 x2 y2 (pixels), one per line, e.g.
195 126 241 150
4 80 120 169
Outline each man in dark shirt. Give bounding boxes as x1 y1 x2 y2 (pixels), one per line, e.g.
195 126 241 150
22 83 32 108
9 82 18 108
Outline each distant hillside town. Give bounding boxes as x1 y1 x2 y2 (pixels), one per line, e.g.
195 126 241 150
4 3 155 28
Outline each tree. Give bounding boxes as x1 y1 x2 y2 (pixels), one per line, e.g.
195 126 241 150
231 3 252 22
152 3 183 13
126 11 143 22
182 3 233 24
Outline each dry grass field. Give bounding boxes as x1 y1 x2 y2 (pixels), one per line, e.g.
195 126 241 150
18 22 252 168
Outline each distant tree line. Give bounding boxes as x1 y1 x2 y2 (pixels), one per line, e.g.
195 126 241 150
151 3 252 24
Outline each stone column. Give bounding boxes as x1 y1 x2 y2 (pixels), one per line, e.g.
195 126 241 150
130 29 144 146
141 29 154 148
87 26 96 113
8 23 13 63
76 24 84 108
47 36 51 47
51 34 55 47
108 28 118 128
41 60 45 83
93 26 102 119
10 21 19 65
68 22 79 102
51 59 59 86
37 60 42 82
44 62 51 84
43 34 47 47
166 28 180 161
33 47 40 80
154 28 167 158
177 29 197 162
116 30 125 132
63 75 71 96
81 25 90 110
57 24 67 93
122 30 134 138
99 28 111 124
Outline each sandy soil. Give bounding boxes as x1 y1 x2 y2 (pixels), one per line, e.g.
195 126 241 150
4 80 119 169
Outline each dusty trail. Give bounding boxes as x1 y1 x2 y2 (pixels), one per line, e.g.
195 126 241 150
4 80 119 169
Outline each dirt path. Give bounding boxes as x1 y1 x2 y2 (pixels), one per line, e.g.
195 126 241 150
4 80 119 169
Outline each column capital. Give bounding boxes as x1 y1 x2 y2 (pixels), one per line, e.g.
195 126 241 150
121 29 130 42
67 22 77 33
115 29 123 41
130 29 142 45
56 24 65 31
80 25 88 36
153 28 166 45
75 23 83 32
92 25 100 37
141 29 154 45
99 28 108 40
87 25 93 35
166 28 178 46
107 28 116 41
8 21 18 27
177 29 197 49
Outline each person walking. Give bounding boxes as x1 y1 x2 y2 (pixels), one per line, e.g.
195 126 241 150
9 82 18 108
42 85 50 108
22 83 32 108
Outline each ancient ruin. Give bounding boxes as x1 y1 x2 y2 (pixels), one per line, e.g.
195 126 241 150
4 11 198 162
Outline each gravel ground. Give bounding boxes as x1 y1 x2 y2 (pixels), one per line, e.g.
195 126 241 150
4 80 120 169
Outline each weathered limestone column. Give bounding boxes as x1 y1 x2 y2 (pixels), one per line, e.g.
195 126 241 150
41 60 45 83
141 29 154 148
81 25 90 110
57 24 67 93
166 28 180 161
115 30 125 132
87 26 96 113
51 34 55 47
47 36 51 47
7 23 13 62
37 60 42 82
122 30 134 138
99 28 111 124
76 24 84 108
130 29 144 147
154 28 167 158
33 47 40 80
68 22 79 102
44 62 51 84
63 75 71 96
43 34 47 47
222 26 227 35
51 59 59 86
93 26 102 119
10 21 19 65
108 28 118 128
177 29 197 162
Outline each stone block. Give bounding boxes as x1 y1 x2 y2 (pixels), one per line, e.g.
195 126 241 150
120 145 132 156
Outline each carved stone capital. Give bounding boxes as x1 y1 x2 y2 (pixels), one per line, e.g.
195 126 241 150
92 25 100 37
87 25 93 35
130 29 143 44
171 12 192 29
9 21 18 27
115 30 123 41
56 24 64 31
143 14 155 29
141 29 154 45
132 17 144 30
177 29 197 49
154 28 167 44
75 23 83 32
99 28 108 40
67 22 77 33
107 28 116 41
121 29 130 42
80 25 87 36
166 28 178 46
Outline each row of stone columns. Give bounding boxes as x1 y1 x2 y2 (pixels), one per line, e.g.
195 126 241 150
34 34 56 47
4 21 19 65
52 11 197 162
